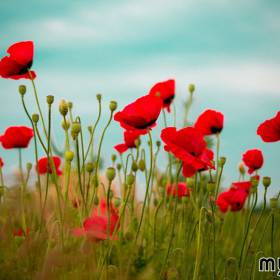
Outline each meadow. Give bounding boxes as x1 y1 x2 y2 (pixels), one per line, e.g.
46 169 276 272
0 41 279 280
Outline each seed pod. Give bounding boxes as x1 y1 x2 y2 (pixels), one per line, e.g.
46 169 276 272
106 167 116 181
46 95 54 105
18 85 26 96
32 114 39 124
109 101 117 111
188 84 195 94
262 176 271 188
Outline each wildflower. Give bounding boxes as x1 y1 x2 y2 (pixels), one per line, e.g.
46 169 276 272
0 41 36 80
0 126 33 149
36 156 62 176
242 149 264 174
194 109 224 135
166 182 191 198
114 94 162 133
149 79 175 112
257 111 280 142
114 130 142 154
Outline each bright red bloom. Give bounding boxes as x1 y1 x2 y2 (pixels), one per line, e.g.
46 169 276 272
114 94 162 132
36 156 62 176
0 41 36 80
0 126 34 149
242 149 264 174
161 127 214 171
216 181 252 213
149 79 175 112
73 199 120 241
114 130 142 154
13 228 30 237
0 158 3 168
257 111 280 142
166 182 191 198
194 109 224 135
182 149 214 177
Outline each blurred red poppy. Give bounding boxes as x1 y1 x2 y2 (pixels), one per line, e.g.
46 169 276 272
114 130 142 154
0 158 3 168
73 199 119 241
0 126 34 149
149 79 175 112
166 182 191 198
37 156 62 176
13 228 30 237
242 149 264 174
257 111 280 142
216 180 251 213
194 109 224 135
114 94 162 133
0 41 36 80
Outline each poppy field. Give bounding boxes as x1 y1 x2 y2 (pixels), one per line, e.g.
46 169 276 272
0 41 279 280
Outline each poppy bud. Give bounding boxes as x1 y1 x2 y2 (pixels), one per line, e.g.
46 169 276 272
86 162 94 173
106 167 116 181
138 159 146 171
218 157 226 167
131 161 138 172
32 114 39 124
96 94 102 101
270 198 278 209
262 176 271 188
59 99 68 116
135 138 141 148
111 154 117 162
156 140 161 148
71 122 81 139
88 126 93 134
239 163 246 175
188 84 195 94
116 163 122 171
65 150 74 162
67 101 73 109
61 120 70 131
109 101 118 112
113 197 121 208
18 85 26 96
207 182 216 194
126 173 135 185
93 195 99 206
46 95 54 105
26 162 32 171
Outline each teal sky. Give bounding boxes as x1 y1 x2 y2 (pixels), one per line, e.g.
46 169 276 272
0 0 279 198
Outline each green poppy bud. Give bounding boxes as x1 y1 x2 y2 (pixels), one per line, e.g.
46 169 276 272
111 154 117 162
65 150 74 162
188 84 195 94
218 157 226 167
156 140 161 148
96 94 102 101
59 99 68 116
126 173 135 185
86 162 94 173
113 197 121 208
71 122 81 139
262 176 271 188
46 95 54 105
131 161 138 172
18 85 26 96
239 163 246 175
134 138 141 148
109 101 118 111
61 120 70 131
26 162 32 171
106 167 116 181
32 114 39 124
138 159 146 171
67 101 73 109
116 163 122 171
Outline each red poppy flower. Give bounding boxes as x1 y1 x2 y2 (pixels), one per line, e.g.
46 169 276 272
161 127 214 171
194 109 224 135
37 156 62 176
216 181 251 213
257 111 280 142
0 158 3 168
13 228 30 237
114 130 142 154
73 199 120 241
114 94 162 132
149 79 175 112
182 149 214 177
242 149 264 174
0 41 36 80
166 182 191 198
0 126 34 149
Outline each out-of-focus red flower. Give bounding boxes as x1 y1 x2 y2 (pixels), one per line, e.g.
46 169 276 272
194 109 224 135
166 182 191 198
216 181 252 213
149 79 175 112
72 199 120 241
0 126 34 149
242 149 264 174
257 111 280 142
114 130 142 154
114 95 162 133
0 41 36 80
37 156 62 176
0 158 4 168
182 149 214 177
13 228 30 237
161 127 214 171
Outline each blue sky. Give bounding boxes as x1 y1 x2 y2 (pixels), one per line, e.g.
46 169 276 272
0 0 279 197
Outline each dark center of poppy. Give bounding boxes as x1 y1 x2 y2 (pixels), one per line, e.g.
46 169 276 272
133 118 157 129
17 60 33 75
163 95 175 105
210 126 222 134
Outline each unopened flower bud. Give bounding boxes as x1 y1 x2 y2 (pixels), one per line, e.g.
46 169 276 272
67 101 73 109
111 154 117 163
270 198 278 209
156 140 161 148
138 159 146 171
116 163 122 171
88 126 93 134
96 94 102 101
65 150 74 162
86 162 94 173
188 84 195 94
46 95 54 105
26 162 32 171
71 122 81 139
239 163 246 175
109 101 117 111
207 182 216 194
113 197 121 208
32 114 39 124
106 167 116 181
59 99 68 116
61 120 70 131
262 176 271 188
126 173 135 185
131 161 138 172
218 157 226 167
18 85 26 96
134 138 141 148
